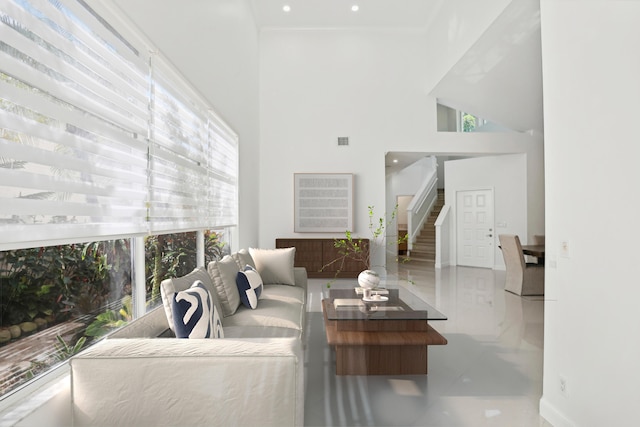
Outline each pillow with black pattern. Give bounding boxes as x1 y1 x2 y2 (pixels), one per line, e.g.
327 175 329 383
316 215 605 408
235 265 264 309
171 280 223 338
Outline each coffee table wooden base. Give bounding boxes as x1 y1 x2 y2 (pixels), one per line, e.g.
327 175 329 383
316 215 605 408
322 300 447 375
335 344 429 375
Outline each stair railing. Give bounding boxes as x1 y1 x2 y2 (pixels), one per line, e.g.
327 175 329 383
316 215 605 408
435 204 451 268
406 171 438 251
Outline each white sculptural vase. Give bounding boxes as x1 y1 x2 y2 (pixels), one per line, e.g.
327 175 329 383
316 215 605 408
358 270 380 299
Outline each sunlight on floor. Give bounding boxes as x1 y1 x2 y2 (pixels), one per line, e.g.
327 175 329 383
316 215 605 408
304 258 548 426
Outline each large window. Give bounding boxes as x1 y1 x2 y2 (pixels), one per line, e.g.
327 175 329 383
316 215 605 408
0 0 238 398
0 231 228 396
0 239 132 395
144 230 229 307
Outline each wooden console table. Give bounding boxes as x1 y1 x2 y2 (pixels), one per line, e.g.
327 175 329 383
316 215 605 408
276 238 369 278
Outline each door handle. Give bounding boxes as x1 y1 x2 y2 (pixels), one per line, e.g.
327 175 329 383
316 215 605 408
487 234 493 237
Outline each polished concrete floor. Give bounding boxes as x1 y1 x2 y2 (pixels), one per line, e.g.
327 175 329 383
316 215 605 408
303 259 550 427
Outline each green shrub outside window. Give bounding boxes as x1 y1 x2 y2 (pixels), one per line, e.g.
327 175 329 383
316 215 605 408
0 230 226 397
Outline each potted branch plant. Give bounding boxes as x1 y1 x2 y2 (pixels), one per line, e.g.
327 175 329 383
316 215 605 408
321 205 409 294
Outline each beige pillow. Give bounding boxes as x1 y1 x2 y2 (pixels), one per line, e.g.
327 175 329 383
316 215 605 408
206 255 241 317
231 248 256 270
249 247 296 286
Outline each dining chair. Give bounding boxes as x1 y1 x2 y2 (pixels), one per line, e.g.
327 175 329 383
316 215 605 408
498 234 545 296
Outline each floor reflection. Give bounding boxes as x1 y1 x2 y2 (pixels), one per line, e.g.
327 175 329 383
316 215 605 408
304 259 548 426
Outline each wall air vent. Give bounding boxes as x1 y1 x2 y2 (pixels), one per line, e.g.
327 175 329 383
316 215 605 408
337 137 349 146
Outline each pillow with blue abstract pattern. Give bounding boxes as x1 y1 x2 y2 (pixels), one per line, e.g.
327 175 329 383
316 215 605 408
236 265 264 309
171 280 223 338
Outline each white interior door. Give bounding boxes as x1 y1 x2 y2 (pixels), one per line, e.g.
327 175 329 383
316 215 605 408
456 189 495 268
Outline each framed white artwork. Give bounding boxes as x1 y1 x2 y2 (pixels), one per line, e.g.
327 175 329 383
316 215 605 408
294 173 353 232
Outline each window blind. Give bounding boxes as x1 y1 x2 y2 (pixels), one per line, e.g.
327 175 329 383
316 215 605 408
0 0 149 250
0 0 238 250
149 55 238 233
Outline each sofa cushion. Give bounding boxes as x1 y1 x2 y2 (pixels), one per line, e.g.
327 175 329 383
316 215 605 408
171 281 223 339
231 248 256 270
261 284 306 305
207 255 241 317
161 267 223 333
223 298 304 332
223 325 301 339
249 247 296 286
236 266 263 309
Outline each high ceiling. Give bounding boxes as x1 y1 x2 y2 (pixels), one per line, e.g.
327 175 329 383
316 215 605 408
249 0 444 29
248 0 543 174
111 0 543 173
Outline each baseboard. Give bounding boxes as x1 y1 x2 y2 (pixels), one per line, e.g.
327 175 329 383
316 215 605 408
539 396 575 427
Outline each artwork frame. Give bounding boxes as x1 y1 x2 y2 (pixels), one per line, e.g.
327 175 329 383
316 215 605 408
294 173 353 233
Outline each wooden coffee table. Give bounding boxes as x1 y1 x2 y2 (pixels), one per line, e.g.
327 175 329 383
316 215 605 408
322 288 447 375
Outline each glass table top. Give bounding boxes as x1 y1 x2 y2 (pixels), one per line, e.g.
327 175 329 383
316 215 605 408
324 287 447 322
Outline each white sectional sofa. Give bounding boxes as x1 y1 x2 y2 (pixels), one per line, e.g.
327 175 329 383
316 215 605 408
69 248 307 427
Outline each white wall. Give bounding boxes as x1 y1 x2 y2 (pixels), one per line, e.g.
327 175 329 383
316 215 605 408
392 157 437 192
435 205 452 268
539 1 640 426
258 25 545 269
387 156 437 216
259 29 433 267
436 156 448 188
424 0 514 92
107 0 261 249
445 154 527 269
390 130 545 240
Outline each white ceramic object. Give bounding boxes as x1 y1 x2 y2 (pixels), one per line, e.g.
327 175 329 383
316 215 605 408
363 295 388 302
358 269 380 290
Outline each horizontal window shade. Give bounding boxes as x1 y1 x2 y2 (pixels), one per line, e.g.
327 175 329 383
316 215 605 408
149 56 238 232
0 0 148 249
0 0 237 250
1 2 148 131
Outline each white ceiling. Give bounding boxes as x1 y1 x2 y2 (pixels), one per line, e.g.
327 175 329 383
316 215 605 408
111 0 542 174
430 0 543 133
248 0 543 174
249 0 443 29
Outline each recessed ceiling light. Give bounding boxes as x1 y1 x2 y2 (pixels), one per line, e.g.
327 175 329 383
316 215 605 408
351 5 359 12
283 5 291 12
393 159 398 163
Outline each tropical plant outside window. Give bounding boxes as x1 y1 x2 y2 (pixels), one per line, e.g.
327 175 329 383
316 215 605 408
462 112 477 132
461 112 490 132
0 230 227 397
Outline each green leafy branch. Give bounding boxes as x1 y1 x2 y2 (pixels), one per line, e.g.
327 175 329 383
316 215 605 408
321 205 409 287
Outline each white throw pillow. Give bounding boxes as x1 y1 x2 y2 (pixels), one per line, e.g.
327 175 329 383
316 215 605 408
249 247 296 286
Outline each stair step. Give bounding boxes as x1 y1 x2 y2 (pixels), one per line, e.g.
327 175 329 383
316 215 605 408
411 248 436 255
408 254 435 262
414 244 435 249
404 198 446 262
416 234 434 239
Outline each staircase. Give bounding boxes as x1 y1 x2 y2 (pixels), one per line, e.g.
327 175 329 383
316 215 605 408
407 189 444 263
